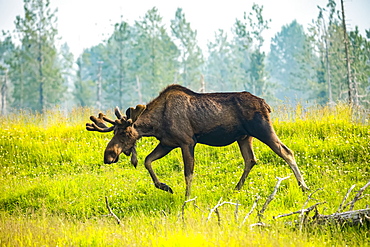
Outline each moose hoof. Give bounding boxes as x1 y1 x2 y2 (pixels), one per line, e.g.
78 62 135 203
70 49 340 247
299 183 309 192
156 183 173 194
301 185 310 192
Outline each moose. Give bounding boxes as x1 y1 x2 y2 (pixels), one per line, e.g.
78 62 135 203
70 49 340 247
86 84 309 198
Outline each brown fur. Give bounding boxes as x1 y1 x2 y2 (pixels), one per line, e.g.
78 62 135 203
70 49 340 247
87 84 309 198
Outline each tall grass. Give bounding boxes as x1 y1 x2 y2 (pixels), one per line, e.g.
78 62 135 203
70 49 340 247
0 104 369 246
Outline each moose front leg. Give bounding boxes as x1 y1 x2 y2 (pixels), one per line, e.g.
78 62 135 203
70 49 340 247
181 143 196 199
235 136 257 190
144 143 174 193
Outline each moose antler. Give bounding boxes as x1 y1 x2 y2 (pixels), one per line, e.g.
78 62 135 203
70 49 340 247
86 105 146 132
114 106 124 120
86 112 117 132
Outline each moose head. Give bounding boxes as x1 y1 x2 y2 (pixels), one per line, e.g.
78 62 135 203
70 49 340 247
86 105 146 167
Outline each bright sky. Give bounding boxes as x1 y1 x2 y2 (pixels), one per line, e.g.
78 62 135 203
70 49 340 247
1 0 369 57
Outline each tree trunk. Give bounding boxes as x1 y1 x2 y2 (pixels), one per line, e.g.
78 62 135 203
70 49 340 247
38 41 44 112
97 61 103 109
0 70 7 114
341 0 358 105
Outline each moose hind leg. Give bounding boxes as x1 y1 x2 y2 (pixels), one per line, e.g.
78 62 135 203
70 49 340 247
235 136 257 190
267 139 309 191
144 143 174 193
247 114 309 191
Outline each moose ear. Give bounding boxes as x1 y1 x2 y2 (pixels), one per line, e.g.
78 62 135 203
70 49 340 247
126 104 146 123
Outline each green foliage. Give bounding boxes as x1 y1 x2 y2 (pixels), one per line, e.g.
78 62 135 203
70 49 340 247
0 105 369 246
79 7 180 109
349 27 370 107
171 8 204 89
104 21 132 107
134 7 179 97
304 0 370 105
268 20 315 102
9 0 67 111
234 4 272 99
205 29 250 92
73 57 96 107
2 1 369 112
205 30 232 91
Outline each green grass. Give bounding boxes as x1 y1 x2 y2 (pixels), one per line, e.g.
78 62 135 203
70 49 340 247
0 105 369 246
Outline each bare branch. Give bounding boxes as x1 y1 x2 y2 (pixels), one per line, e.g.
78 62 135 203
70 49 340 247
317 208 370 226
207 197 241 224
215 208 221 226
259 176 290 218
181 197 199 222
337 184 356 213
302 188 323 208
274 202 326 219
299 188 323 230
235 200 239 223
250 222 267 228
104 196 121 225
241 194 260 226
347 180 370 211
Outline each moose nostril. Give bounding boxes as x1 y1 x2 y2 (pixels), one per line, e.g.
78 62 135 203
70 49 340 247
104 156 113 164
104 155 119 164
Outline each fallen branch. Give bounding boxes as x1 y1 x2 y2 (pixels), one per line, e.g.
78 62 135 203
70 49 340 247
258 176 290 219
104 196 121 225
274 202 326 219
315 208 370 226
241 194 260 227
345 180 370 211
181 197 199 222
299 188 322 230
250 222 267 228
337 184 356 213
274 181 370 227
207 197 240 225
302 188 322 208
234 200 239 223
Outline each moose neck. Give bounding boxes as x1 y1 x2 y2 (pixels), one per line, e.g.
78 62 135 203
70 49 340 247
133 105 159 138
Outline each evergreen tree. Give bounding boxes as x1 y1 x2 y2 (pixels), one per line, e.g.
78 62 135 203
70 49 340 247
170 8 204 89
234 4 272 98
0 33 14 113
349 27 370 106
268 20 313 101
205 29 233 91
73 56 95 107
11 0 66 111
133 7 179 99
77 44 107 108
308 0 347 104
104 21 133 107
59 43 74 109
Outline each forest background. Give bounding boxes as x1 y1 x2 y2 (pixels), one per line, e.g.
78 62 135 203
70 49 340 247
0 0 369 113
0 1 369 245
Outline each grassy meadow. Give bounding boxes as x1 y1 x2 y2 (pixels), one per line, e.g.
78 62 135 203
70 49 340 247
0 104 369 246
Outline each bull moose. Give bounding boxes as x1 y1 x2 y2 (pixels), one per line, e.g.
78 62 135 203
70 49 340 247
86 84 309 198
